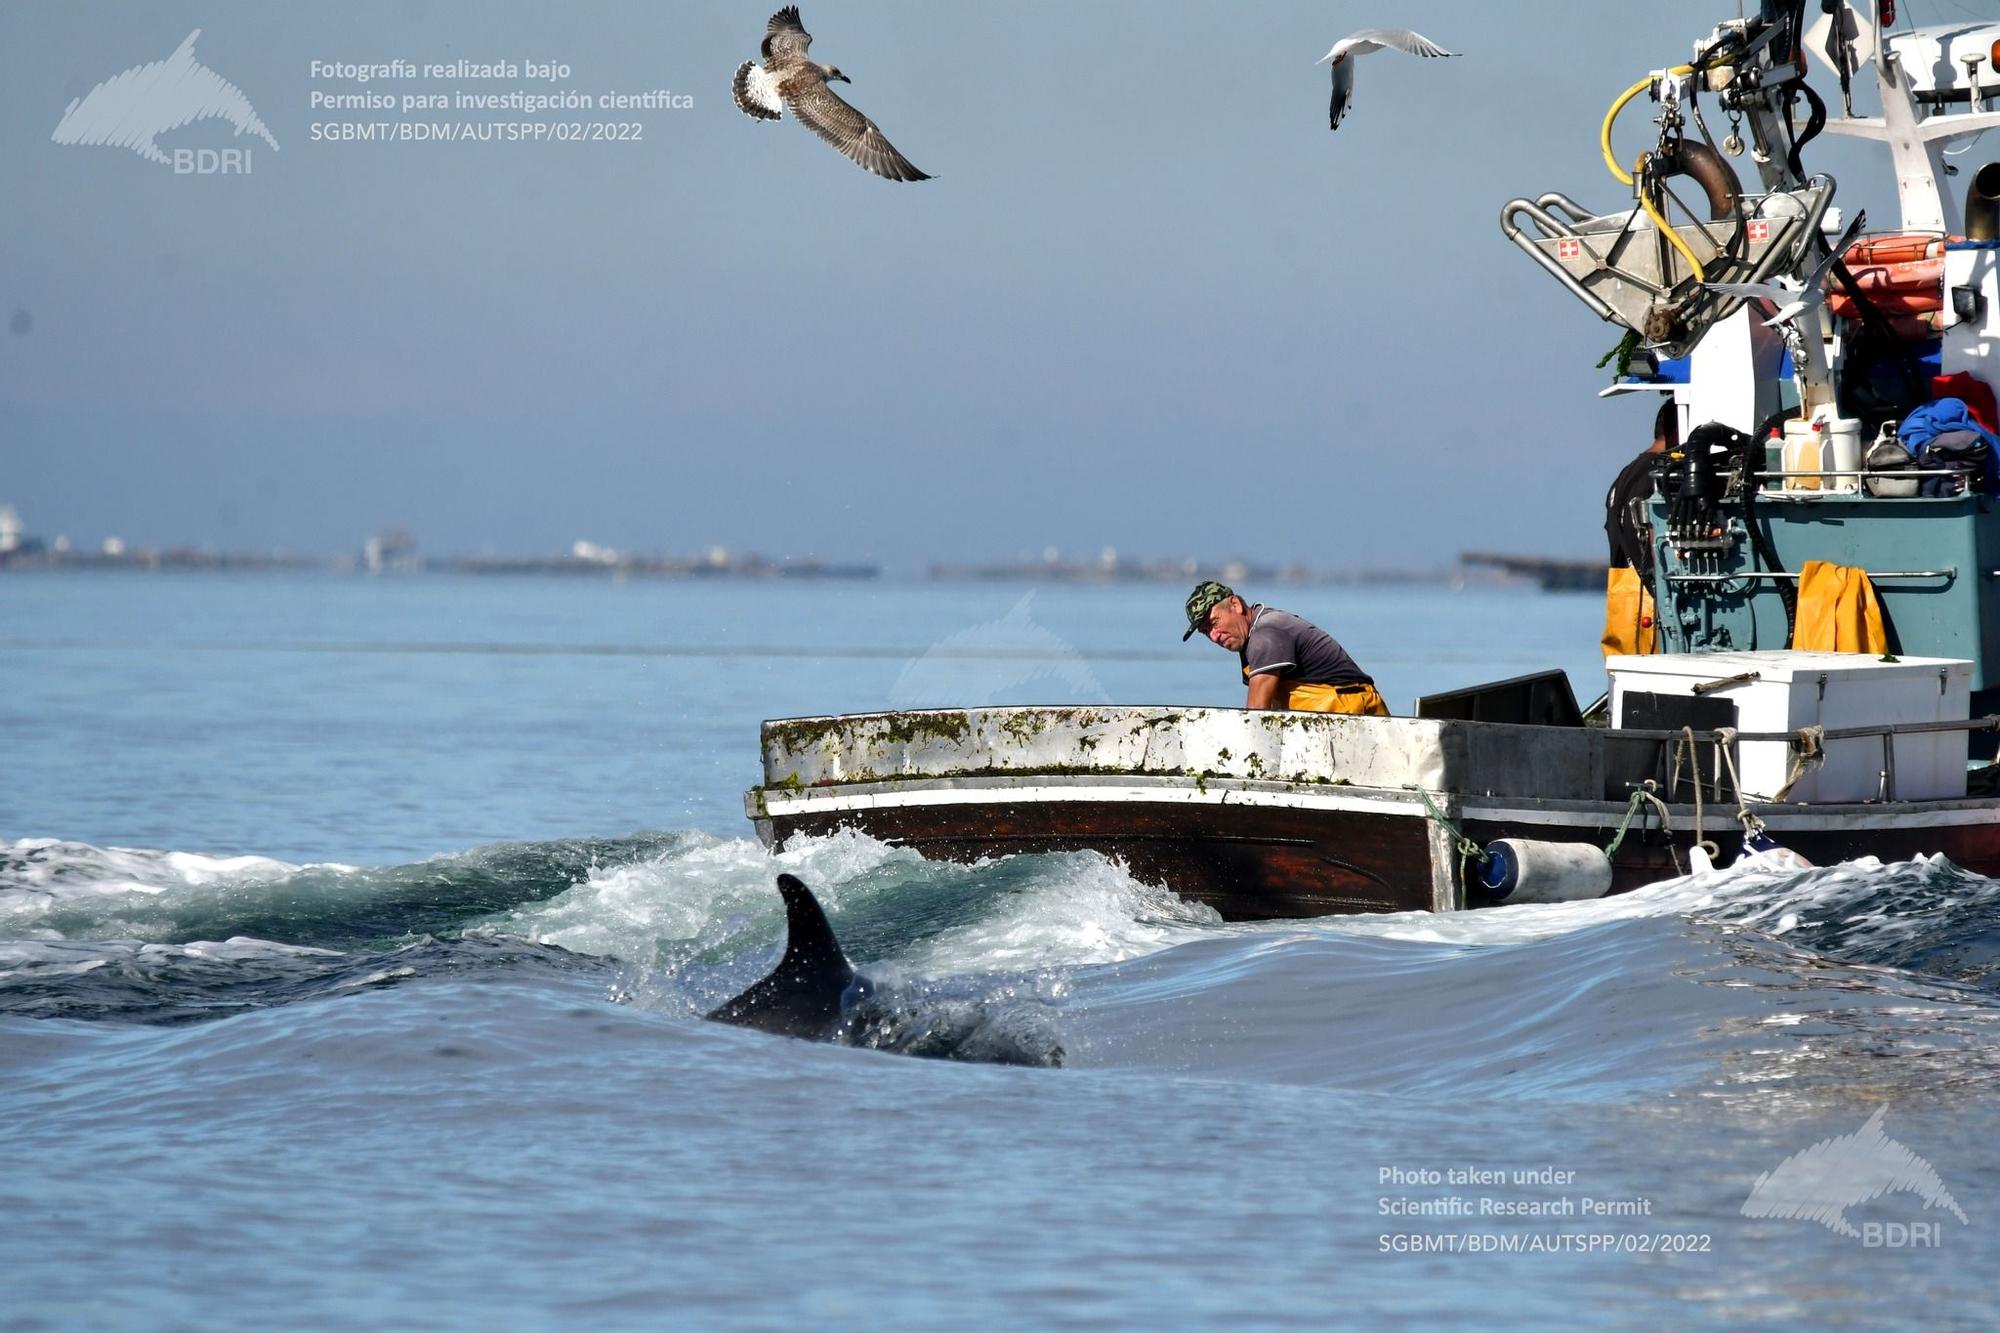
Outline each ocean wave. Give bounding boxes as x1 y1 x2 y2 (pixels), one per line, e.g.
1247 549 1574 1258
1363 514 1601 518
0 832 684 949
6 830 1999 1095
0 933 605 1025
1 837 344 898
1316 848 2000 995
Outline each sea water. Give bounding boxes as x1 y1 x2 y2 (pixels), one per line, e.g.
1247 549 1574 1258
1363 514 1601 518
4 574 1996 1328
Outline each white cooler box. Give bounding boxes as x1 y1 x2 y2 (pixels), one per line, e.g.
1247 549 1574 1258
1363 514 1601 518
1605 651 1972 803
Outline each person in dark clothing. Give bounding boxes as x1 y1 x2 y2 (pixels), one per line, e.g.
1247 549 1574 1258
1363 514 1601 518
1600 398 1675 656
1181 580 1388 715
1605 398 1676 574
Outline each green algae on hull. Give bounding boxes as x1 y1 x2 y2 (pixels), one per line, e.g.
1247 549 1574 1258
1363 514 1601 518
764 711 973 755
754 705 1409 794
752 764 1335 798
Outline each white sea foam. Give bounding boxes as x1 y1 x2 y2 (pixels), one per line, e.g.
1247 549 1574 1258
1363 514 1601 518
0 935 342 968
0 838 361 942
484 828 1231 983
896 853 1225 975
1315 849 1847 950
1289 847 2000 1022
165 936 344 960
1 837 350 899
480 828 919 961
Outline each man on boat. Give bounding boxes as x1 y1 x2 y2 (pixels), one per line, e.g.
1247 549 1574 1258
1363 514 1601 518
1181 581 1388 715
1605 399 1676 576
1600 399 1674 656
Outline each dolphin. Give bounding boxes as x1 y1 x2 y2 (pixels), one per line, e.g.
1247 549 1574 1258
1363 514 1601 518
706 874 868 1039
52 29 279 165
1741 1106 1968 1237
705 873 1068 1065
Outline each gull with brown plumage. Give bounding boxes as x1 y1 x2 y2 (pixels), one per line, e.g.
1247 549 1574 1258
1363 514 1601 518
731 6 930 182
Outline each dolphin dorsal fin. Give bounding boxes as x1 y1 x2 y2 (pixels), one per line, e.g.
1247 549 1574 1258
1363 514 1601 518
775 873 853 986
705 874 858 1036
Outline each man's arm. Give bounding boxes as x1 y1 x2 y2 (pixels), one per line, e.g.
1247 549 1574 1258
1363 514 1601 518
1245 672 1284 710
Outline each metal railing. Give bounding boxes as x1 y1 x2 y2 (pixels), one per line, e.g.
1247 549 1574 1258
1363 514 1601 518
1752 469 1968 480
1610 715 1996 745
1665 568 1954 583
1609 715 1999 804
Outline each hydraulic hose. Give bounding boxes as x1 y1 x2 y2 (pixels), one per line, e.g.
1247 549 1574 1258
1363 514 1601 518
1602 66 1695 186
1635 152 1709 283
1787 79 1827 182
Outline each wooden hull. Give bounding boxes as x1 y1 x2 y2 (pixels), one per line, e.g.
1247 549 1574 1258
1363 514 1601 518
765 791 1440 920
754 776 2000 921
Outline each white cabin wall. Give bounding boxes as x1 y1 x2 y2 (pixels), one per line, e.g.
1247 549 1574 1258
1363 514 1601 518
1685 306 1788 433
1942 245 2000 381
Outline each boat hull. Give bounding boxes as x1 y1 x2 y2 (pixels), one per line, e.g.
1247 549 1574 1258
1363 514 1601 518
759 785 1442 919
746 706 2000 921
753 774 2000 921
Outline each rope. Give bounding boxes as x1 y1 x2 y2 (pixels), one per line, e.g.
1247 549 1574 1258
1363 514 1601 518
1668 726 1721 862
1405 785 1488 889
1603 782 1674 862
1772 724 1825 802
1710 726 1768 841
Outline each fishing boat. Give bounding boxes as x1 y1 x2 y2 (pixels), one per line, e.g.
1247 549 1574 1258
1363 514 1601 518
746 2 2000 920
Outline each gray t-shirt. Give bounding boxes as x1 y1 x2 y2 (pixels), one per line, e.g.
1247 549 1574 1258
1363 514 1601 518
1240 606 1371 686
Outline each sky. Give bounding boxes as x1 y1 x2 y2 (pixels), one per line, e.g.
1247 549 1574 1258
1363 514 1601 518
0 1 1954 570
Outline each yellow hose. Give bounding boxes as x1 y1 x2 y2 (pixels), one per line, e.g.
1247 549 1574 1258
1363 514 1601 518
1601 64 1708 284
1601 66 1695 186
1634 151 1707 284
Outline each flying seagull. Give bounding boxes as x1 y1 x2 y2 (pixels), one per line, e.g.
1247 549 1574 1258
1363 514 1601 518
732 6 930 181
1704 213 1866 328
1317 28 1457 130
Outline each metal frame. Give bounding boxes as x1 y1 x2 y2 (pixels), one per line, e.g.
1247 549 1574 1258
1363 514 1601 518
1498 179 1833 351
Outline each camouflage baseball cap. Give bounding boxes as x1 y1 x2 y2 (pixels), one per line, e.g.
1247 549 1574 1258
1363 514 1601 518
1182 580 1235 641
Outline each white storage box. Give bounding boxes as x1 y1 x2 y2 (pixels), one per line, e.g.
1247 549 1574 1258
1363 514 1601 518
1605 651 1972 802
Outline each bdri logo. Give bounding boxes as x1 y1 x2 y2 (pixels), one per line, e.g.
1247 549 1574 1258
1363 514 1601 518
53 29 278 172
1741 1107 1968 1244
889 592 1108 710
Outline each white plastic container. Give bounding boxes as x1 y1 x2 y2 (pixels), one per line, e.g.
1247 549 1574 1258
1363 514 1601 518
1781 412 1862 492
1605 651 1972 802
1824 416 1862 493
